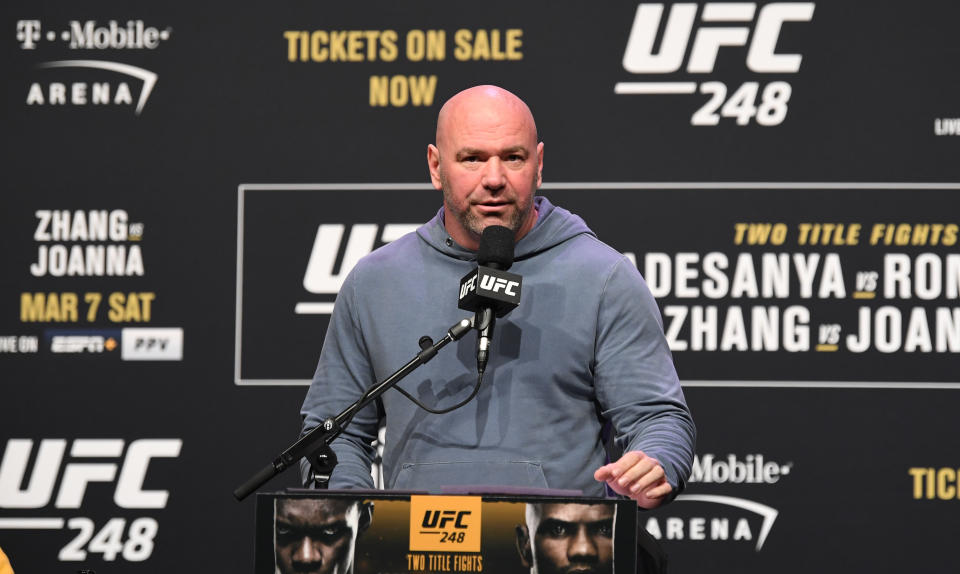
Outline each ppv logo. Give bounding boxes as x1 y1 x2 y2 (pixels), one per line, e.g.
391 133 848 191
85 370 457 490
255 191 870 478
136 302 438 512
616 2 815 126
120 327 183 361
409 495 482 552
298 223 420 314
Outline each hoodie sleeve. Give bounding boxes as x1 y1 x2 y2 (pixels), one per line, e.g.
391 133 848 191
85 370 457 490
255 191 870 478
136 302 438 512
593 256 696 500
299 266 380 489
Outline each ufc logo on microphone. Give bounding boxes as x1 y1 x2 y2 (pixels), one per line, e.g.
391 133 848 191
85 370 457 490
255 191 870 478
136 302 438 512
479 275 519 296
459 275 477 300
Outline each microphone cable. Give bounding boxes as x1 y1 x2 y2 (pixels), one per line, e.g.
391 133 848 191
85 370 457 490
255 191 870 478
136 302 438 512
388 371 486 415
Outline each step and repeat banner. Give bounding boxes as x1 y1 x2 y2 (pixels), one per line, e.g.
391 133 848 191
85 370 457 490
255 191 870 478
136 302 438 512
3 1 959 573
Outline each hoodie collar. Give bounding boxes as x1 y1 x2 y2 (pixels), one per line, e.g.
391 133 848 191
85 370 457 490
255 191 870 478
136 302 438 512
416 196 595 261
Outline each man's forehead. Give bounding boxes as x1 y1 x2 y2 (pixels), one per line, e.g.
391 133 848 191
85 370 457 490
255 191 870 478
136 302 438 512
539 503 614 523
436 86 537 149
277 498 355 522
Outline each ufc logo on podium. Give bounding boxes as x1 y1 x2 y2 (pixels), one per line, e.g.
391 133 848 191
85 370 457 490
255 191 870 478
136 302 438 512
422 509 471 529
409 495 482 552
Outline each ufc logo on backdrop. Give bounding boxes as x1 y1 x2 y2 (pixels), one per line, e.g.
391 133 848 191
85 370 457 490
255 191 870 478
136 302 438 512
302 223 419 296
623 3 815 73
0 438 181 509
0 438 180 564
615 2 815 126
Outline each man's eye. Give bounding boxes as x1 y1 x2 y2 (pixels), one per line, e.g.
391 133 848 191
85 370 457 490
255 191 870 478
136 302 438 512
462 156 479 163
506 154 524 162
546 524 569 537
592 523 614 538
307 525 350 542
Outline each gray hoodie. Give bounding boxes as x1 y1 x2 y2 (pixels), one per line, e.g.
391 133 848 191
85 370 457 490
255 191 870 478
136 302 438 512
300 196 695 498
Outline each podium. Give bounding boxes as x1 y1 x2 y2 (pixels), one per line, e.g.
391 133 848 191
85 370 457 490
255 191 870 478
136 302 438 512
255 490 638 574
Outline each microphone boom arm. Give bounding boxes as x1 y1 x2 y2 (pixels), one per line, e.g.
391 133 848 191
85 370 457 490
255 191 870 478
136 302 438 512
233 316 474 501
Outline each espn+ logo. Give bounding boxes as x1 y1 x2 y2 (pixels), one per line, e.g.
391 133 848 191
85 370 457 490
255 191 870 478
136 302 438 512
617 2 815 126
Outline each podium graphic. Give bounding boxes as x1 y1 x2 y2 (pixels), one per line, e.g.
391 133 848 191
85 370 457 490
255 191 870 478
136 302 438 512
255 492 638 574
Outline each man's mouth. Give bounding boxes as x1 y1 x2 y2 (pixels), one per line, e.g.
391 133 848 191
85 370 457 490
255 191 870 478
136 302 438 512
475 201 510 211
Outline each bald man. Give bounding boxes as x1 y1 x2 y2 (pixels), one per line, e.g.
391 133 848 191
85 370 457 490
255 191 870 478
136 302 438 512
300 85 694 508
426 85 543 251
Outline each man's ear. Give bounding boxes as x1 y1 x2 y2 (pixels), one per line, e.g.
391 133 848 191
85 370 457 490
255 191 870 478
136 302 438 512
535 141 544 188
358 501 374 534
427 144 443 191
515 524 532 568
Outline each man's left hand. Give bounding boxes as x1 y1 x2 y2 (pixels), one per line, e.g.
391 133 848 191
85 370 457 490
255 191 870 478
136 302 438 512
594 450 672 509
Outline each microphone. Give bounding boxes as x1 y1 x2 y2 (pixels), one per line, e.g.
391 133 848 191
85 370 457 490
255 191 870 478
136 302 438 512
457 225 522 374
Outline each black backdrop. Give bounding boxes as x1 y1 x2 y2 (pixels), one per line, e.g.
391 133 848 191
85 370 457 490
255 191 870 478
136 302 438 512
3 1 959 572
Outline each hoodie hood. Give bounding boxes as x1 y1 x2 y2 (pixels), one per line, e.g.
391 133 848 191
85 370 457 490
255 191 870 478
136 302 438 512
416 195 595 261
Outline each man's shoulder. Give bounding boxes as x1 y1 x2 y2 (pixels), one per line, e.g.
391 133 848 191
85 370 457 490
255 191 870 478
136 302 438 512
347 228 457 293
527 198 628 273
553 232 633 272
353 229 425 273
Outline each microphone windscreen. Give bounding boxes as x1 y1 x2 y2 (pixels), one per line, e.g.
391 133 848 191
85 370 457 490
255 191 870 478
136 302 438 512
477 225 515 270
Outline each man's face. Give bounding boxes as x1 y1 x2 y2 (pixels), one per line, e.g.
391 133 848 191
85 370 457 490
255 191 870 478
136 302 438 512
518 503 615 574
428 88 543 250
274 499 366 574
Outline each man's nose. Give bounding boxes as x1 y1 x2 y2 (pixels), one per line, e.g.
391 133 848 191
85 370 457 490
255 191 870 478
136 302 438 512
567 526 598 559
481 157 506 190
293 536 323 564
